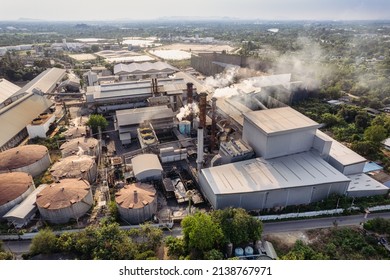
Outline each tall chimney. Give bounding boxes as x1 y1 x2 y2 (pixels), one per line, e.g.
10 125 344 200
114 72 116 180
197 127 204 172
186 82 193 104
199 92 208 128
151 79 155 96
210 97 217 152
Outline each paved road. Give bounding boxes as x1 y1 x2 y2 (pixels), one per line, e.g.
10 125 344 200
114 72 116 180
262 212 390 234
4 212 390 256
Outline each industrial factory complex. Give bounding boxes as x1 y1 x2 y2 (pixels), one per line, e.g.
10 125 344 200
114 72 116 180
0 48 389 234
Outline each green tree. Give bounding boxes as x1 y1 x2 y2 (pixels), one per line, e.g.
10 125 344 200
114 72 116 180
354 112 370 130
321 113 342 127
181 212 223 252
0 241 13 260
91 45 100 52
30 228 58 255
128 223 163 252
364 125 387 143
350 141 379 157
211 208 263 245
86 114 108 135
204 249 224 260
165 236 187 259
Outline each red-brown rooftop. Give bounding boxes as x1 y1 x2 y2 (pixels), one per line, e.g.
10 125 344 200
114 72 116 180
0 172 34 205
0 145 48 170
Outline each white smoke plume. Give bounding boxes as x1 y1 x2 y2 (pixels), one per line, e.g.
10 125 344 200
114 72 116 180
204 66 239 88
176 103 200 121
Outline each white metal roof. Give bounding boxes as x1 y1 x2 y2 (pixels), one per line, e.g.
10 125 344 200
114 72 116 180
201 151 350 195
131 154 163 177
316 130 366 166
0 93 53 148
0 79 20 103
114 62 178 75
3 184 47 221
13 67 66 96
116 105 174 126
244 107 320 136
347 173 388 193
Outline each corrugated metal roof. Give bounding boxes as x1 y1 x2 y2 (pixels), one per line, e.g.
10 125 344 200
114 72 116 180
0 93 53 148
201 151 350 195
347 173 388 192
116 105 174 126
3 184 47 220
244 107 319 136
13 68 66 96
0 79 20 103
131 154 163 177
114 62 178 75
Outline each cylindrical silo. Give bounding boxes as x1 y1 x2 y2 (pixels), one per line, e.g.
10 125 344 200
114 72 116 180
50 155 97 183
0 172 35 218
60 137 99 158
36 178 93 224
63 126 89 139
0 145 51 177
115 183 157 224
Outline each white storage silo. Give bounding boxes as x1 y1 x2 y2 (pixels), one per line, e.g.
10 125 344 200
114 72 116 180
60 137 99 158
50 155 97 183
36 178 93 224
0 145 51 177
0 172 35 218
115 182 157 224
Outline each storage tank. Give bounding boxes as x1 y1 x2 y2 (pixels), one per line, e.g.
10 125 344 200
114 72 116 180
63 126 89 139
36 178 93 224
115 182 157 224
0 145 51 177
50 155 97 183
179 120 191 135
0 172 35 218
234 247 244 257
60 137 99 158
245 246 254 256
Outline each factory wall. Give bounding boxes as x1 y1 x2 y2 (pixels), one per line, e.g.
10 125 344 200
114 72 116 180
328 157 365 175
134 169 162 182
191 53 271 76
6 153 51 178
0 184 35 218
117 199 157 224
347 188 389 198
26 114 55 138
38 190 93 224
200 172 350 210
243 120 316 159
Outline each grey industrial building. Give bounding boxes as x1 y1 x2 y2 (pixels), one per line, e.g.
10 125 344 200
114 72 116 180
86 77 194 112
131 154 163 182
115 105 175 144
199 107 388 210
114 62 178 80
0 68 66 151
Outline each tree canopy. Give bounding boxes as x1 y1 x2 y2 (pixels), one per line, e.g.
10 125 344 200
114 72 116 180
86 114 108 135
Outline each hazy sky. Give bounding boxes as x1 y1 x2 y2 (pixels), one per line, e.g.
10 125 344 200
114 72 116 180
0 0 389 21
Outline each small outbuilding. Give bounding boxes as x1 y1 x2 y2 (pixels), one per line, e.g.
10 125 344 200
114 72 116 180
131 154 163 181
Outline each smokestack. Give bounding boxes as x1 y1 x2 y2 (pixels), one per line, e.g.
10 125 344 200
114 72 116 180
210 97 217 152
187 82 193 104
199 92 208 128
151 79 155 96
197 127 204 172
134 190 138 203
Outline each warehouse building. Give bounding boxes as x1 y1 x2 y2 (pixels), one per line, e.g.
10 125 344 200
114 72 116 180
199 152 351 210
0 79 20 105
86 77 192 112
114 62 178 80
200 107 388 210
0 68 66 151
